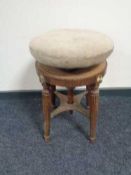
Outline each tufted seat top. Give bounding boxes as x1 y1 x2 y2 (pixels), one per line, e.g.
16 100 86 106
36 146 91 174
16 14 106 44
29 29 114 69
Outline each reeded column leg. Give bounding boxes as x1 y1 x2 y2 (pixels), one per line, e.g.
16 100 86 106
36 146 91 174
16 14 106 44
50 85 56 109
86 85 91 108
42 83 51 143
89 85 99 143
67 87 74 114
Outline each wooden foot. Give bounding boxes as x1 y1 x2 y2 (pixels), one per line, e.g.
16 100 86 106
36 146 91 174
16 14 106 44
89 84 99 142
89 137 96 144
42 85 51 143
44 135 50 143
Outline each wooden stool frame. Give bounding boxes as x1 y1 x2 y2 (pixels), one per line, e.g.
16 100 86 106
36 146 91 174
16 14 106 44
35 61 107 143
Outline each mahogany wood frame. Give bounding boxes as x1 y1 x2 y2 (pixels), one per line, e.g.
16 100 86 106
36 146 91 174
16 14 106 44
35 61 107 143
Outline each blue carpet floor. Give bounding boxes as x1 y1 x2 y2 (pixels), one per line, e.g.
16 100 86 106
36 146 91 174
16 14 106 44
0 93 131 175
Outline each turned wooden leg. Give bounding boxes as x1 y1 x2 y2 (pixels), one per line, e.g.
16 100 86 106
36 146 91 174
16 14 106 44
89 85 99 143
86 85 91 108
67 87 74 114
50 85 56 108
42 84 51 143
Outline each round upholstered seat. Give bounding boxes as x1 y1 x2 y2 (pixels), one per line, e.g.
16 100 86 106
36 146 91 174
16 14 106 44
29 29 114 69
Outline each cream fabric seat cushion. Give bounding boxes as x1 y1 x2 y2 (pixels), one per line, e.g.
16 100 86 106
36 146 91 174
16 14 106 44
29 29 114 69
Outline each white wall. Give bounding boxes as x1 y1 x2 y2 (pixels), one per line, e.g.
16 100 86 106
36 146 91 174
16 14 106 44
0 0 131 91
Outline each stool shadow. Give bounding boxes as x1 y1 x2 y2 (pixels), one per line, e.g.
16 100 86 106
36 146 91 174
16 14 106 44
60 111 88 139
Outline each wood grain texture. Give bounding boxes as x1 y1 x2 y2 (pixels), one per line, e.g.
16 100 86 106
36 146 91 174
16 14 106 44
86 85 91 108
67 87 74 114
36 61 107 87
42 83 51 143
89 84 99 143
50 85 56 108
